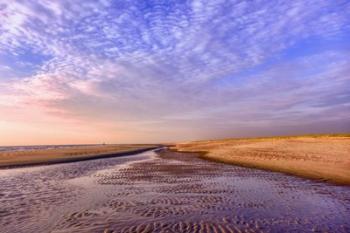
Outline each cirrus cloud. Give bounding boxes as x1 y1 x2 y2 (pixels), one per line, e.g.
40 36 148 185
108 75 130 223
0 0 349 144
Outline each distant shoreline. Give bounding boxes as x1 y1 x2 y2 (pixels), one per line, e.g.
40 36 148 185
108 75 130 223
0 144 113 153
174 134 350 185
0 145 160 169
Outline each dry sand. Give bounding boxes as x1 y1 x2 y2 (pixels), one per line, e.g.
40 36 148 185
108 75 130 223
174 135 350 185
0 144 158 168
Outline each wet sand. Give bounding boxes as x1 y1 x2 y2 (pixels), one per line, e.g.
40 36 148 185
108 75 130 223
0 144 158 168
0 149 349 233
174 136 350 185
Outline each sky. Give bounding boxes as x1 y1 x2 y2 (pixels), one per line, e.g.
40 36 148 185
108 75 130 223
0 0 349 145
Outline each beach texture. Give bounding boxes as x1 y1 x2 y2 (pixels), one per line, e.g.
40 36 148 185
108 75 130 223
174 135 350 185
2 149 349 232
0 144 158 168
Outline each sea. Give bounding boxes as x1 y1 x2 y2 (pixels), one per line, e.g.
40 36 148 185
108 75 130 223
0 144 103 153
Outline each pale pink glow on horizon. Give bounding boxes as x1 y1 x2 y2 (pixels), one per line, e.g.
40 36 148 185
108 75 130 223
0 1 349 146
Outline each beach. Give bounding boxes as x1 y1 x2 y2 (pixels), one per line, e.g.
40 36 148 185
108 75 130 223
1 149 349 233
0 144 158 168
174 135 350 185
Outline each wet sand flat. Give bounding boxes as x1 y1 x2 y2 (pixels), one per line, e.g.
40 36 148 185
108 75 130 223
0 144 157 168
174 135 350 184
0 149 349 233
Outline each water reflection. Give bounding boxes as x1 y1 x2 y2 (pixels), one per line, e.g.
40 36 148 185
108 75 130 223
0 150 349 233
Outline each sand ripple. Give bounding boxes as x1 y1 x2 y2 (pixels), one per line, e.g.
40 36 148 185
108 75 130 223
0 149 349 233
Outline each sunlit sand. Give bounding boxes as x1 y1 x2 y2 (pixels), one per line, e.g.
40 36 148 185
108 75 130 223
0 144 158 168
174 134 350 185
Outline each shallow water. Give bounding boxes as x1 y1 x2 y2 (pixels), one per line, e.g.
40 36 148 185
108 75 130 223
0 149 349 233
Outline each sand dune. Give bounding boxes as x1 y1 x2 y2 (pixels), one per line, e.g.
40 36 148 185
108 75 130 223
0 144 158 168
174 135 350 185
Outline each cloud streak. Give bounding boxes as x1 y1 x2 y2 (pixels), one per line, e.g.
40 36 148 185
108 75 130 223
0 0 349 144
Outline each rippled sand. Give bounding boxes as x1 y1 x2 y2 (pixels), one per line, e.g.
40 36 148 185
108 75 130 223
0 149 349 233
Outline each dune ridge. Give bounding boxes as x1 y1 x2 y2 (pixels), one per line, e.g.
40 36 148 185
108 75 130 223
174 134 350 185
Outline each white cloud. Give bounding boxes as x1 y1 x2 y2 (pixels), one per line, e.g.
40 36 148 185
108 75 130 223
0 0 349 142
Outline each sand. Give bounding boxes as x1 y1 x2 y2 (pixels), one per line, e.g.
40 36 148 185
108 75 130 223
0 144 158 168
174 135 350 185
1 149 349 232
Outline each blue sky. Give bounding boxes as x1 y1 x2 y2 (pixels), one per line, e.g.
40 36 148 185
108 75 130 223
0 0 349 145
